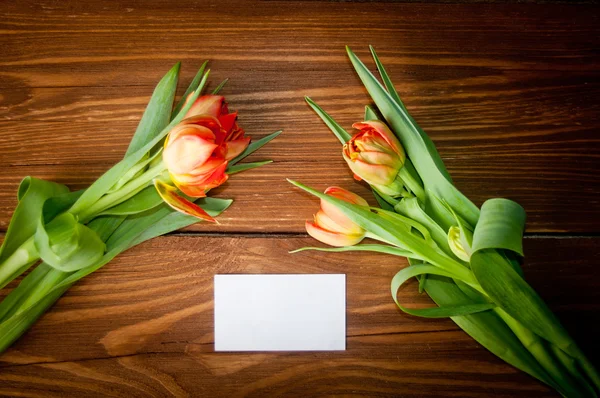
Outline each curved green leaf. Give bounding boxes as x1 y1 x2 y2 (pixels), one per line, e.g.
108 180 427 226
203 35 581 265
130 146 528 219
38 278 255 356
34 211 106 272
211 78 229 95
391 264 495 318
0 177 69 264
472 198 526 256
0 196 232 354
364 105 379 121
470 198 574 356
290 244 418 259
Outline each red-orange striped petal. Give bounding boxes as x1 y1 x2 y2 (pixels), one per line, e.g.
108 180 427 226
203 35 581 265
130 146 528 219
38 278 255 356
154 179 217 223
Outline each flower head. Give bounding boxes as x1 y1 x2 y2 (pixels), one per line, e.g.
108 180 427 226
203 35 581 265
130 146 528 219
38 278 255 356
184 95 250 161
163 95 250 198
163 115 228 197
158 95 251 221
343 120 405 188
305 187 368 247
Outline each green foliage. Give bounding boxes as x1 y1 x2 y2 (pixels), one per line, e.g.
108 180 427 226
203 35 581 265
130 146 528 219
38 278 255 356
0 61 279 355
293 47 599 397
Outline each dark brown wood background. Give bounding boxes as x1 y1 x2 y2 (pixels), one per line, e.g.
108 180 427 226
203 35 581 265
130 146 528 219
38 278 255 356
1 1 599 396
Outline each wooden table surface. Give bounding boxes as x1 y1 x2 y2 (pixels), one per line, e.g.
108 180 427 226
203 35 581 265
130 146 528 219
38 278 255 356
1 1 599 396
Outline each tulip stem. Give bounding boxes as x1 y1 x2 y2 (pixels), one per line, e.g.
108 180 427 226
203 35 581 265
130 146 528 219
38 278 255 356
15 267 70 316
494 308 586 397
400 159 425 203
76 162 167 223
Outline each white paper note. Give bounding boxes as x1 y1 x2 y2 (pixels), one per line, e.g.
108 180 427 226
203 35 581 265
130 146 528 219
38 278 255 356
214 274 346 351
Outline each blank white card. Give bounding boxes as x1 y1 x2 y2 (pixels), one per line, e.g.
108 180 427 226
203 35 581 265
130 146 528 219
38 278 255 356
214 274 346 351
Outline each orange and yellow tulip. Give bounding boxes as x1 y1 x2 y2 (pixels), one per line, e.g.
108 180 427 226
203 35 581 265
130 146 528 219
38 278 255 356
159 95 251 220
343 120 405 192
163 95 251 198
305 187 368 247
184 95 250 161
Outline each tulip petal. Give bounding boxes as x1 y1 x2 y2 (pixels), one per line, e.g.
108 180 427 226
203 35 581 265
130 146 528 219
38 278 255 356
218 112 238 134
358 150 403 169
178 115 222 135
172 161 229 197
181 158 228 178
305 221 364 247
343 154 398 185
166 124 216 146
318 186 369 232
314 210 364 235
163 134 218 175
184 95 224 119
324 186 369 206
353 120 404 156
225 137 251 160
154 179 217 223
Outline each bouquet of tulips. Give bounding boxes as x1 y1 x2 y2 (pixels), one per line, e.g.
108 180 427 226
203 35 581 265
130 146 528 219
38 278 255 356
289 47 599 397
0 62 280 353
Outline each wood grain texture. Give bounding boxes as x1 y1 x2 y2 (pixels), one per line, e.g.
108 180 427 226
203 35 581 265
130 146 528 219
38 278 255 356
1 1 600 396
1 1 600 233
0 236 598 397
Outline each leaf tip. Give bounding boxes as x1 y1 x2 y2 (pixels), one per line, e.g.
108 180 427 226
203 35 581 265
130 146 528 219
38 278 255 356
172 61 182 73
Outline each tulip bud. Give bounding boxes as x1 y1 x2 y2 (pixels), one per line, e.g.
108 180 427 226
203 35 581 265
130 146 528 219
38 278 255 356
343 120 406 196
448 225 473 262
163 116 228 198
305 187 368 247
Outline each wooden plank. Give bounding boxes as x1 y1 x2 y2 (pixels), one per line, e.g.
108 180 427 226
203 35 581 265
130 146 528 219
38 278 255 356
0 346 556 397
0 236 598 396
0 113 599 233
1 2 599 233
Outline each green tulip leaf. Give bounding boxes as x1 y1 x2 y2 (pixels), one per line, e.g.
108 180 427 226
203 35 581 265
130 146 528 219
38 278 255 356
469 198 573 352
68 70 210 216
0 197 232 353
423 274 561 392
345 46 480 228
99 185 164 216
472 198 526 257
172 61 208 119
229 130 282 167
34 212 106 273
290 244 418 260
305 96 352 144
0 177 69 265
395 197 454 259
108 149 163 194
364 105 379 121
126 62 180 157
391 264 495 318
369 46 403 106
227 161 273 175
212 78 229 95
